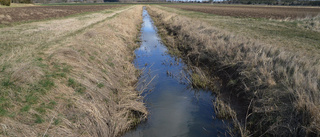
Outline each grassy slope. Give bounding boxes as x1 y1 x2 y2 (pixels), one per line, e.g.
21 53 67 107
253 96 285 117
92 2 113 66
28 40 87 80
148 5 320 136
157 5 320 54
0 5 146 136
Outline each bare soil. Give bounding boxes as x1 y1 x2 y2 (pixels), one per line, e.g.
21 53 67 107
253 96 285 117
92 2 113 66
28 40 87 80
0 5 123 24
163 4 320 19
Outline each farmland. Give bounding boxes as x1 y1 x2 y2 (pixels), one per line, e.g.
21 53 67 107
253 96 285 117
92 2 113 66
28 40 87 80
0 5 123 24
163 4 320 19
0 3 320 137
158 4 320 53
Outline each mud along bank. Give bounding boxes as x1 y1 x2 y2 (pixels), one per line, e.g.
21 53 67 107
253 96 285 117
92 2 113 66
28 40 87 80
147 6 320 136
0 5 146 136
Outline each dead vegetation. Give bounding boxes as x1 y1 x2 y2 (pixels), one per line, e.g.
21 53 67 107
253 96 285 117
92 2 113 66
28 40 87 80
147 5 320 136
0 5 146 136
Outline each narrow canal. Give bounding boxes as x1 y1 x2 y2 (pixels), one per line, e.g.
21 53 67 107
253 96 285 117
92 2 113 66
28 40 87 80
124 7 230 137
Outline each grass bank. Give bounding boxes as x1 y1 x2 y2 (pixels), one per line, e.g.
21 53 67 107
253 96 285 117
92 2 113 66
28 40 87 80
147 5 320 136
0 5 146 136
157 5 320 54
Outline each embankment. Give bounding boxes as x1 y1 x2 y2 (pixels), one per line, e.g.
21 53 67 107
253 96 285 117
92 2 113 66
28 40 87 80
147 5 320 136
0 5 146 136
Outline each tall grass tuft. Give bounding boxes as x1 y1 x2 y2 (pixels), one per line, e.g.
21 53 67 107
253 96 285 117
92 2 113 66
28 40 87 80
148 6 320 136
0 5 147 136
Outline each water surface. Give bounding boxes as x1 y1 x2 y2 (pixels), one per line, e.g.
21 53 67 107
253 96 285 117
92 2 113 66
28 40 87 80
124 7 229 137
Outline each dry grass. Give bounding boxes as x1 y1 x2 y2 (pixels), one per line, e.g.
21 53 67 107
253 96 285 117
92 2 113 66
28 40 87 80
296 15 320 32
148 5 320 136
214 97 251 137
156 6 320 55
0 5 146 136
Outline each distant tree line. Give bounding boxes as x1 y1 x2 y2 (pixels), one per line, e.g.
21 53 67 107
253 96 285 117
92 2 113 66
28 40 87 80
0 0 11 6
12 0 31 3
212 0 320 6
22 0 103 3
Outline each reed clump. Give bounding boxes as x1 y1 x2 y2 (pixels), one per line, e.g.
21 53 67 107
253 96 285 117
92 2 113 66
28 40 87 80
148 6 320 136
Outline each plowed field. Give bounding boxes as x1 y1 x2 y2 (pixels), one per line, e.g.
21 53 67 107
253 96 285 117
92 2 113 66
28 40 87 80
0 5 123 24
163 5 320 19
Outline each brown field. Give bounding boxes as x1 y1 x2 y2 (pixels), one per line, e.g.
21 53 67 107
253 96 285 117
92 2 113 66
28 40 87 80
163 4 320 19
0 5 123 24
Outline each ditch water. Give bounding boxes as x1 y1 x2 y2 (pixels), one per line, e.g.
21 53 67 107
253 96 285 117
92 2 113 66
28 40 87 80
123 7 229 137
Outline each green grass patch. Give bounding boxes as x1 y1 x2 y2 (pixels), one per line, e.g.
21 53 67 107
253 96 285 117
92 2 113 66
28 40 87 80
106 57 115 68
46 101 57 109
39 78 55 91
20 105 31 112
8 112 15 118
68 78 77 88
50 63 71 78
0 97 9 116
104 98 109 104
25 94 39 105
27 77 55 95
68 78 86 94
97 83 104 88
34 114 44 124
54 118 61 125
107 62 115 67
89 55 95 60
1 78 13 87
0 107 7 116
35 105 46 114
0 63 10 72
